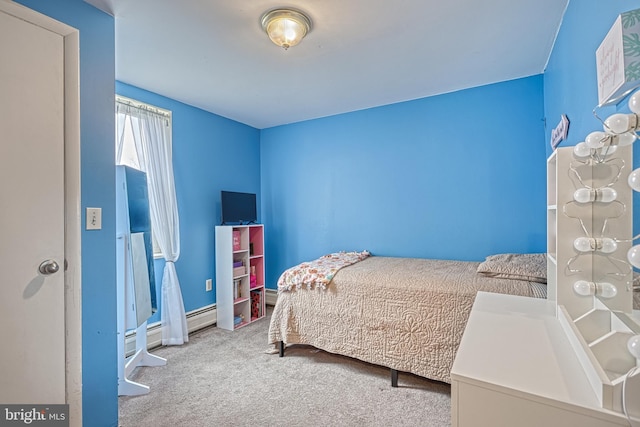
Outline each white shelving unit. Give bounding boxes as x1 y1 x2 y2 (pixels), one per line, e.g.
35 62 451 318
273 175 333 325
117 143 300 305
548 146 634 311
548 146 636 411
215 224 266 331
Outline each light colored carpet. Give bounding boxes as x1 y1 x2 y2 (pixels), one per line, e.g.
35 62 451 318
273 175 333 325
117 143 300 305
119 308 451 426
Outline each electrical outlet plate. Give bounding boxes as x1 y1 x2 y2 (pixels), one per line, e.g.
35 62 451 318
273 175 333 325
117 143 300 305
206 279 212 291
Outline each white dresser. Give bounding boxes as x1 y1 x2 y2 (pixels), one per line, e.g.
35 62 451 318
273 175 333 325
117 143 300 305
451 292 629 427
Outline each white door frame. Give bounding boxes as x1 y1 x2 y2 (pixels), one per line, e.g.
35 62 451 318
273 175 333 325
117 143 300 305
0 1 82 425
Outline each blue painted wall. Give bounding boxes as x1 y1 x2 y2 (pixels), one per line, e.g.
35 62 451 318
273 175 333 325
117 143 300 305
116 82 261 321
544 0 640 156
14 0 117 425
261 76 547 289
544 0 640 237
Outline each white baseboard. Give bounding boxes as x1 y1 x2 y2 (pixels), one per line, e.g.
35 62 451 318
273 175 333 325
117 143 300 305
125 291 278 356
265 288 278 306
125 304 216 355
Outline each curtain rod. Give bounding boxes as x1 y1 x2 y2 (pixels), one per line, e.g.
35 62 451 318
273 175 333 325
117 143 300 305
116 95 171 118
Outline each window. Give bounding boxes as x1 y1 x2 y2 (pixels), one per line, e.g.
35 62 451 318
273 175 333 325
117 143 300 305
116 95 172 257
118 114 142 170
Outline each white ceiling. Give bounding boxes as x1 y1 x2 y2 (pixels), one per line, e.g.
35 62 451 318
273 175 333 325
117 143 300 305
85 0 568 129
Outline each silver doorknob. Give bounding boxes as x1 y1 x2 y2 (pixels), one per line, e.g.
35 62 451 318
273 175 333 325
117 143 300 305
39 260 60 275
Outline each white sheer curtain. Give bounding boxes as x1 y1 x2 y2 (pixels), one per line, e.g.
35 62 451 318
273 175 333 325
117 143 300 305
116 100 189 345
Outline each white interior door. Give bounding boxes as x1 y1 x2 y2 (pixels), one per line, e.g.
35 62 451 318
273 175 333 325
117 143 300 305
0 7 66 404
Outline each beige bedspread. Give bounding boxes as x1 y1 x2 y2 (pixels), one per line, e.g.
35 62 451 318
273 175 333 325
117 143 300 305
268 256 545 384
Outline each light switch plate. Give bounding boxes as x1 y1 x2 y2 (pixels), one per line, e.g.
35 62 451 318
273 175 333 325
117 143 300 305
86 207 102 230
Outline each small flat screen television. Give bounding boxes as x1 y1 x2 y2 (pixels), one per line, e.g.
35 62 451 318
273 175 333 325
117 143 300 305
221 191 257 225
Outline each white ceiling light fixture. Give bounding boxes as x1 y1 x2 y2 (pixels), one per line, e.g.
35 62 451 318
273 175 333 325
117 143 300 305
260 8 312 50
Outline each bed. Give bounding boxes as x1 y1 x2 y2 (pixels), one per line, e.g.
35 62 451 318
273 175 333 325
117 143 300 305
268 251 547 385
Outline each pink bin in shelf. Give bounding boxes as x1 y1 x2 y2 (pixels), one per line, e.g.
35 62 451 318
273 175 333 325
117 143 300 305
233 230 241 251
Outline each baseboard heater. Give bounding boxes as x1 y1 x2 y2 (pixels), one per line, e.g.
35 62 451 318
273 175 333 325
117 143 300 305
265 288 277 306
124 303 216 357
124 289 279 357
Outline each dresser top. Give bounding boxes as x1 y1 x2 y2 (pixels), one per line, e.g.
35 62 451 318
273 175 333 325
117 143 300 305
451 292 625 421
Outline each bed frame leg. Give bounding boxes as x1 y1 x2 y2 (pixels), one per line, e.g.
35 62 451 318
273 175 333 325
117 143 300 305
391 369 398 387
279 341 285 357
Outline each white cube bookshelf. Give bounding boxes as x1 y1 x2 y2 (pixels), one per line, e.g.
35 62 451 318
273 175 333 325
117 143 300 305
215 224 266 331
